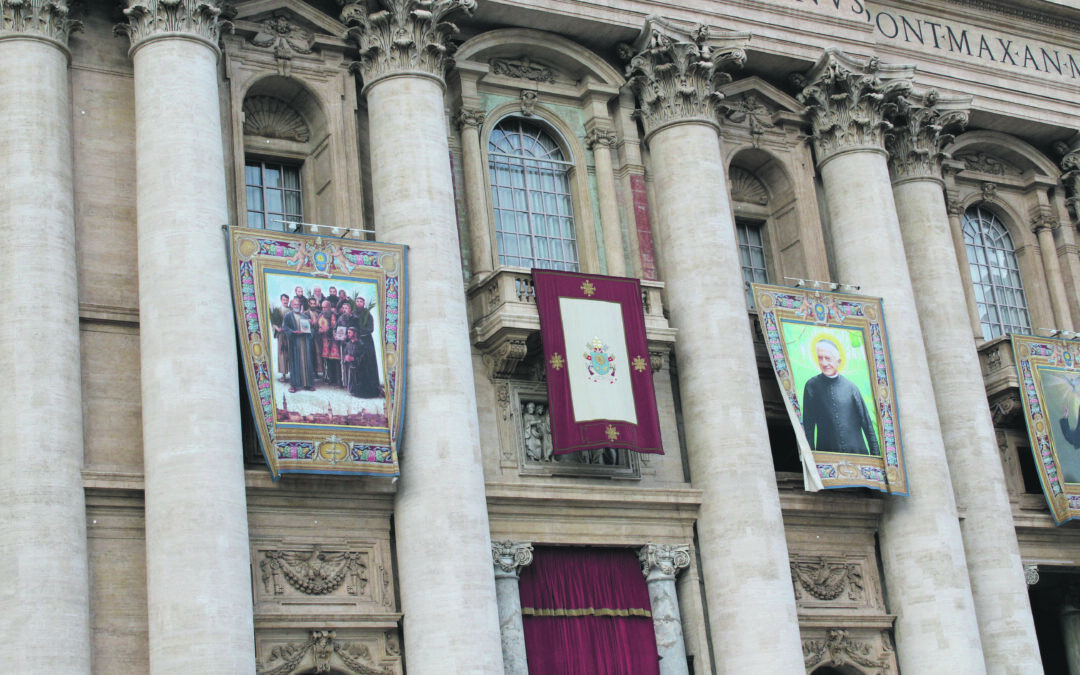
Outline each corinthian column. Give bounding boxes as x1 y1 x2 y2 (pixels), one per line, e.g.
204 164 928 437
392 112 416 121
586 127 627 276
456 108 494 280
797 49 984 673
491 541 533 675
118 2 255 671
0 3 91 671
638 544 691 675
342 1 504 672
886 91 1043 674
621 18 804 674
1032 211 1073 332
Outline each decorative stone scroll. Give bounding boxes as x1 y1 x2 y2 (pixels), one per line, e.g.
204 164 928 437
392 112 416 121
259 546 368 596
885 90 970 181
256 630 395 675
341 0 475 88
619 15 748 139
491 540 534 578
1 0 81 44
802 628 894 674
116 0 226 52
794 49 914 164
638 543 691 580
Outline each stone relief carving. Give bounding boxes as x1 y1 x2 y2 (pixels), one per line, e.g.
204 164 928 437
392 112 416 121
257 630 394 675
519 89 537 116
251 14 313 76
1055 139 1080 220
243 96 311 143
117 0 226 49
790 557 863 602
982 181 998 202
638 543 691 578
729 167 769 205
794 50 913 164
260 546 368 596
885 90 970 181
491 540 534 577
341 0 475 86
490 56 555 83
520 400 624 467
485 338 528 379
1 0 81 44
719 93 775 146
954 151 1021 176
619 16 747 137
803 628 893 674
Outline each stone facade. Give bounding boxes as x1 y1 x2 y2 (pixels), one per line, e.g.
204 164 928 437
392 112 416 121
8 0 1080 672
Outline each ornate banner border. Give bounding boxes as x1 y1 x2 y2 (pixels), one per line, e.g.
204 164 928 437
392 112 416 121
229 226 407 479
753 283 907 495
1011 334 1080 525
533 270 663 456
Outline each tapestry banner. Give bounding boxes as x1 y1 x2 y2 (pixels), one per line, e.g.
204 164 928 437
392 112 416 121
533 270 663 456
228 226 406 479
752 283 907 494
1011 334 1080 525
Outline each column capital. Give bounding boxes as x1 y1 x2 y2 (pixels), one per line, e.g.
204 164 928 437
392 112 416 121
1054 134 1080 222
342 0 475 91
638 543 690 581
1 0 81 47
455 108 485 130
885 90 969 182
585 127 618 150
1031 210 1060 234
618 15 747 140
794 48 913 165
491 541 533 579
115 0 225 54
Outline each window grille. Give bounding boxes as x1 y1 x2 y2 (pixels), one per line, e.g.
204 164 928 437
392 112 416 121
962 205 1031 339
488 119 579 271
246 161 303 231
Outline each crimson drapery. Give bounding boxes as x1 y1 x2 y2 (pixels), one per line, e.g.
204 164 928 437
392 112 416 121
519 547 660 675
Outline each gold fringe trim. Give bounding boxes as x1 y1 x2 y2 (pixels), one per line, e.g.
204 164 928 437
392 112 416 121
521 607 652 618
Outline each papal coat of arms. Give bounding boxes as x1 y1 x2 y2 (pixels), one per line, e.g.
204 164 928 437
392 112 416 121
584 337 617 384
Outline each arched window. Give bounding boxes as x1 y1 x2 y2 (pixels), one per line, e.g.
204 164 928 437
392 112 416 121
488 118 579 271
963 205 1031 339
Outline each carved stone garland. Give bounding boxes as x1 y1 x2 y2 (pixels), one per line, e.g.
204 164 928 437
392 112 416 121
257 630 394 675
260 547 368 596
618 16 747 139
116 0 226 51
341 0 475 87
1 0 80 44
794 50 913 164
803 628 893 673
789 557 863 602
884 90 970 181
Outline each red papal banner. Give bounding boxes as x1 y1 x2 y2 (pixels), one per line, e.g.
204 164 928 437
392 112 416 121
533 269 663 455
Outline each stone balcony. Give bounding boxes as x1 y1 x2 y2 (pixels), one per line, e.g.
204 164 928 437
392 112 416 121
466 267 677 377
978 335 1024 428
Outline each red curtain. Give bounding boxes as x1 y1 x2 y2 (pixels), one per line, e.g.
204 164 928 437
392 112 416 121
519 547 660 675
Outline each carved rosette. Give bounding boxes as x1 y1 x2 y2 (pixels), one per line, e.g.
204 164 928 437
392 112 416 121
341 0 475 89
619 16 747 139
116 0 225 52
1 0 80 45
455 108 485 130
491 540 534 579
638 543 691 581
884 90 970 181
794 49 914 165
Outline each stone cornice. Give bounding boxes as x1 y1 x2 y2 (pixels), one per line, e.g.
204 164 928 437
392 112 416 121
619 15 747 140
342 0 475 91
885 90 970 182
638 542 690 581
491 540 533 578
116 0 226 54
1 0 81 46
794 49 913 165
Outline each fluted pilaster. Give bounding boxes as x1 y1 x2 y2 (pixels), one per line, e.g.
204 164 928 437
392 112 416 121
342 0 475 90
799 49 985 674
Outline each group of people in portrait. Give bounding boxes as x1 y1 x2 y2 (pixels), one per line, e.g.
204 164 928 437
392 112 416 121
269 282 383 402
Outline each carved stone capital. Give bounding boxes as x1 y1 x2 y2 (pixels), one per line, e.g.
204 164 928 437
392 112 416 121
1055 136 1080 222
885 90 970 181
1031 211 1059 234
491 540 534 578
1 0 81 45
619 15 747 139
1024 564 1040 586
585 128 618 150
794 49 914 165
946 197 964 217
455 108 485 131
638 543 691 581
116 0 226 53
342 0 475 90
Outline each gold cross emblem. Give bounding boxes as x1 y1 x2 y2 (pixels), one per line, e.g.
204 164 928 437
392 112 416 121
580 280 596 296
632 355 647 372
605 425 619 442
549 353 565 370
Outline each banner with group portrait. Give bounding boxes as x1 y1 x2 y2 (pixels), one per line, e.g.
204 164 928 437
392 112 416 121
753 284 908 495
1012 334 1080 524
229 226 407 479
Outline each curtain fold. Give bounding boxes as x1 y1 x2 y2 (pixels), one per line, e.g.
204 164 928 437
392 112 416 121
519 547 660 675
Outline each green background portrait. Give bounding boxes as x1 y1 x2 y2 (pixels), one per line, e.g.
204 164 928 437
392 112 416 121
781 321 881 451
1038 367 1080 484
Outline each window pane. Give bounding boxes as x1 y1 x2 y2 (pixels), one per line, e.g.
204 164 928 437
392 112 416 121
264 166 282 188
247 186 263 211
247 212 264 228
282 167 301 190
245 164 262 186
245 160 303 231
963 206 1029 339
266 189 284 213
284 191 302 217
